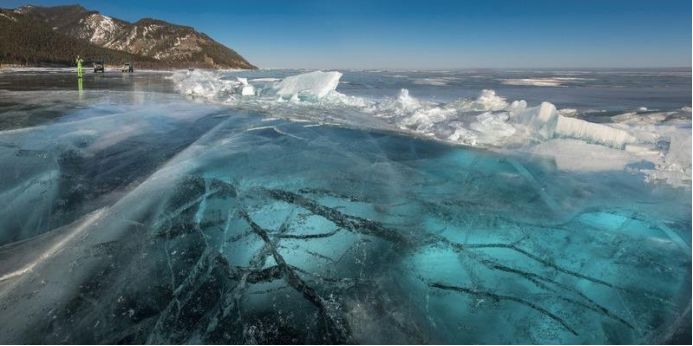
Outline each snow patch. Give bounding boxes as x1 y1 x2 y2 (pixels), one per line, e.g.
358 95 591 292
250 77 281 82
13 5 32 14
412 77 459 86
501 77 590 87
83 14 121 45
0 13 18 22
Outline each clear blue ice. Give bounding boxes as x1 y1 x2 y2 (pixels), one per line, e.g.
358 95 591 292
0 69 690 344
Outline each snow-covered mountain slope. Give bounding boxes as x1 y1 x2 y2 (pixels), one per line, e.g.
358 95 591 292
1 5 255 69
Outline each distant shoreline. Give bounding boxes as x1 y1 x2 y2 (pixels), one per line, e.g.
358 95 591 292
2 64 690 73
0 63 167 70
0 65 252 73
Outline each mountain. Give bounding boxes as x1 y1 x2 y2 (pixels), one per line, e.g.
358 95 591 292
0 8 158 67
0 4 256 69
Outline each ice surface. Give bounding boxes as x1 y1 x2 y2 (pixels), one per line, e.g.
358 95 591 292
237 77 255 96
555 116 636 148
513 101 560 139
0 70 689 344
168 69 690 184
642 127 692 186
514 102 636 148
527 139 646 172
274 70 342 99
465 112 517 145
470 89 510 111
158 66 693 191
171 69 239 100
396 88 422 110
0 108 688 343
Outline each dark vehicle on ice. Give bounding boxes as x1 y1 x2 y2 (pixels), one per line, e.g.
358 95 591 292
121 63 133 73
93 61 104 73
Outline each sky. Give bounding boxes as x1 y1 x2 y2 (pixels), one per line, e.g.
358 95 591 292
2 0 691 69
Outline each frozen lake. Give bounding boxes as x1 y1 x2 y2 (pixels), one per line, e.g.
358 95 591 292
0 69 690 343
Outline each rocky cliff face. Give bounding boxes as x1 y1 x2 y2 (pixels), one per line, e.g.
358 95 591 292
1 5 256 69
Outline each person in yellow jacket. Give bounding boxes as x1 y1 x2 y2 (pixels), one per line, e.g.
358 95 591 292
76 55 84 78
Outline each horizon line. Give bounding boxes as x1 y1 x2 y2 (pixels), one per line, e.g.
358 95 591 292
254 66 693 71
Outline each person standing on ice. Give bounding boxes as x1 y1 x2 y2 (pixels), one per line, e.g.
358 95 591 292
76 55 84 78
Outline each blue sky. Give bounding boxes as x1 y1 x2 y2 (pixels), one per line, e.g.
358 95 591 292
3 0 691 69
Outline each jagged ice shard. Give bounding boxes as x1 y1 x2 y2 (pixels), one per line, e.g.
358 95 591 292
0 69 690 344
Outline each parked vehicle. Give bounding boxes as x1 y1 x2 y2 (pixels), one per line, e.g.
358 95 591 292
93 61 104 73
121 63 133 73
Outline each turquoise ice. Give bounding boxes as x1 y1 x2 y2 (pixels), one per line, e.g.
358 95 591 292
0 70 689 344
